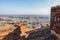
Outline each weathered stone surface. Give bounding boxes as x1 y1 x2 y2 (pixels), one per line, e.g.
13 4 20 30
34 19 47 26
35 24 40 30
51 5 60 34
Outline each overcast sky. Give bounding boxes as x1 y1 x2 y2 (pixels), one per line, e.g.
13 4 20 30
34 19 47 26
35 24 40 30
0 0 60 15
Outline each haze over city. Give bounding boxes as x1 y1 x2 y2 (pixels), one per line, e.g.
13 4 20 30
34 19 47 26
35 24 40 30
0 0 60 15
0 0 60 40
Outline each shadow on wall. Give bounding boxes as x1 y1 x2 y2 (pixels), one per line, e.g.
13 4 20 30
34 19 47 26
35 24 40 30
2 26 22 40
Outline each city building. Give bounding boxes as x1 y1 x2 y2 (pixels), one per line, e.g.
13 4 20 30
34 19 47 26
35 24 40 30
0 16 50 40
51 5 60 34
0 22 50 40
13 22 51 40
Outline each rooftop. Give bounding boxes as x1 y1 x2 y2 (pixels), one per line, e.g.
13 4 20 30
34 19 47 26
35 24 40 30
0 22 49 39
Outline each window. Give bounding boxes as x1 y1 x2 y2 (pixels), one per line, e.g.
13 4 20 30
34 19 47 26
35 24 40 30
57 17 59 21
54 17 56 22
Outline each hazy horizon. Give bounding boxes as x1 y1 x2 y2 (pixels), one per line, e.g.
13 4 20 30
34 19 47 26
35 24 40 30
0 0 60 15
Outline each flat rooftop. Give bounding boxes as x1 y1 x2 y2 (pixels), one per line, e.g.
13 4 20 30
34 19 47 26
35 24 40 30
0 22 49 39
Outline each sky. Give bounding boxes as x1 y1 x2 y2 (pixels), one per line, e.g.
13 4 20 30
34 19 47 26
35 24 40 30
0 0 60 15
